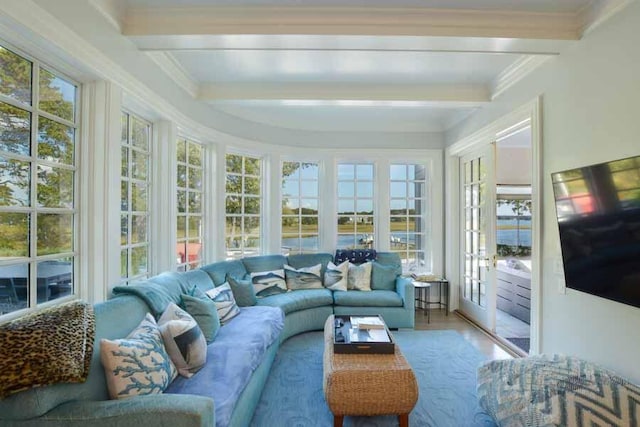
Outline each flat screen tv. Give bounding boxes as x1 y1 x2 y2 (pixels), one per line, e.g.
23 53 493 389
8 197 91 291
552 154 640 308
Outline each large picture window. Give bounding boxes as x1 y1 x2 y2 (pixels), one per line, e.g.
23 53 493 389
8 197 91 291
176 138 203 271
120 111 151 282
337 163 374 249
0 44 77 315
389 163 428 272
496 186 532 258
225 153 261 259
281 161 319 254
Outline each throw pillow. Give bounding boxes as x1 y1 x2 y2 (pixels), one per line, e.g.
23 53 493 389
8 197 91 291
0 301 95 399
100 313 177 400
250 269 287 297
324 261 348 292
284 264 323 290
347 262 372 291
181 293 221 344
158 303 207 378
371 261 397 291
205 283 241 324
227 275 258 306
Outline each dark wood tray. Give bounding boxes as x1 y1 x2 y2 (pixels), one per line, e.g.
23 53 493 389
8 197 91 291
332 315 395 354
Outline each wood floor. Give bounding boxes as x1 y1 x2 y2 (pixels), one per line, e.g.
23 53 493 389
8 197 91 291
414 308 516 360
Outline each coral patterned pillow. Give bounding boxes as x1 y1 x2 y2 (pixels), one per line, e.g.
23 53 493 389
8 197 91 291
100 313 177 399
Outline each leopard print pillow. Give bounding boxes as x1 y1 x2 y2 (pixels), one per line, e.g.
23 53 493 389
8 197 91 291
0 301 95 399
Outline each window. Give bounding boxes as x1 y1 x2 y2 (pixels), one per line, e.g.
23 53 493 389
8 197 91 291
0 44 77 315
225 153 261 259
120 111 150 282
176 138 203 271
496 186 532 258
337 163 374 249
281 161 319 254
390 163 428 272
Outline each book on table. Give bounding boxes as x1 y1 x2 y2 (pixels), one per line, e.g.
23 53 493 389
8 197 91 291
350 316 385 330
348 327 391 343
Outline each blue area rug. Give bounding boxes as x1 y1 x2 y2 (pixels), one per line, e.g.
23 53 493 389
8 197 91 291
251 330 497 427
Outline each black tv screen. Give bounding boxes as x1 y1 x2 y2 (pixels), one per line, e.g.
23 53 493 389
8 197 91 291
552 154 640 308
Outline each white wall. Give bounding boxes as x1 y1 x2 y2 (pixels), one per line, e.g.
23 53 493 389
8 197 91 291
496 146 531 185
447 2 640 383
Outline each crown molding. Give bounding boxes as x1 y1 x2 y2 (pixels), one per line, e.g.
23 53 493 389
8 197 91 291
491 55 553 100
123 6 581 40
146 51 198 98
198 83 490 105
578 0 635 35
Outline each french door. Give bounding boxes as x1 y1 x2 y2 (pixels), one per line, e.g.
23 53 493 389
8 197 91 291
459 145 497 331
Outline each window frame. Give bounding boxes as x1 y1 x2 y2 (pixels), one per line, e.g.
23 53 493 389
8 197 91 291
389 162 429 273
0 41 80 316
120 109 152 283
224 152 263 259
336 162 375 250
280 160 320 255
176 137 204 271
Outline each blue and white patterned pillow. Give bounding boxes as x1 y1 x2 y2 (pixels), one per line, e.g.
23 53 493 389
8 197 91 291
100 313 177 400
284 264 323 290
205 283 241 324
477 354 640 427
250 269 287 297
324 261 348 292
158 303 207 378
347 262 372 291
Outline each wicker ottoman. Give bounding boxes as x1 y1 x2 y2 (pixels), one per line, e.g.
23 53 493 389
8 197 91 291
322 315 419 427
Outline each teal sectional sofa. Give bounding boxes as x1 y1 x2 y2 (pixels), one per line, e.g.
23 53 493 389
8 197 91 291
0 252 414 427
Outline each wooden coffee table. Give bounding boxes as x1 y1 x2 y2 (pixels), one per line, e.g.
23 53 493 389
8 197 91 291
322 315 418 427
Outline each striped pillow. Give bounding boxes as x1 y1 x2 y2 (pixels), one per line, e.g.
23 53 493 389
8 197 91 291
205 283 241 324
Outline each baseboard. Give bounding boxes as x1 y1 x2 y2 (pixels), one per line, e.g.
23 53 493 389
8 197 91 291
453 310 525 358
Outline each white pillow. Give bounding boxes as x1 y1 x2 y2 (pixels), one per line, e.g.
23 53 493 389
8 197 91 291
324 261 349 292
348 262 372 291
100 313 177 400
158 303 207 378
205 283 241 324
284 264 323 290
250 269 287 297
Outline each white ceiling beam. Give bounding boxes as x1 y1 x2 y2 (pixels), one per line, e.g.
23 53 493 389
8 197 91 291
122 6 581 41
198 83 490 106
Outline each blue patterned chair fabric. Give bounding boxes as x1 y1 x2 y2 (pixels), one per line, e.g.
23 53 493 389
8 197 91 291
477 354 640 427
334 249 377 265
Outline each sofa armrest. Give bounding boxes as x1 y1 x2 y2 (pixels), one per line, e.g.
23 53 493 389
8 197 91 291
37 394 214 427
395 276 415 310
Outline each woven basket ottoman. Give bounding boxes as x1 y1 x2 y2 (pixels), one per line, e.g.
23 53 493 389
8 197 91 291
322 315 419 427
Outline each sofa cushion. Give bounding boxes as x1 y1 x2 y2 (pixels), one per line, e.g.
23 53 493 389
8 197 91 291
242 254 286 273
477 354 640 427
347 262 372 291
112 273 188 318
181 294 220 344
205 283 241 324
371 261 398 291
333 290 403 307
375 252 403 274
227 275 258 306
180 269 215 293
324 261 348 291
158 303 207 378
100 313 177 400
286 253 333 277
250 269 288 297
284 264 323 290
200 260 247 286
256 288 333 314
165 306 284 427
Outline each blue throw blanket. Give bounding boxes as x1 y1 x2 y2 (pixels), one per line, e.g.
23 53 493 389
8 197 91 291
165 306 284 426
